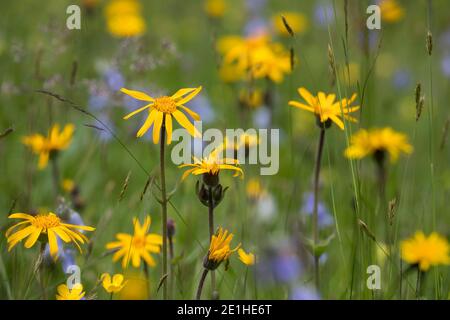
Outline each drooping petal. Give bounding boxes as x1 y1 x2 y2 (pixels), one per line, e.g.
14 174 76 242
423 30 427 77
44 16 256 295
165 114 173 144
172 110 200 138
137 109 158 138
152 112 164 144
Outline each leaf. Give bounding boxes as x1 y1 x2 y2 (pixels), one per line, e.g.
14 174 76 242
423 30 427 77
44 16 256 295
156 273 169 294
304 234 335 258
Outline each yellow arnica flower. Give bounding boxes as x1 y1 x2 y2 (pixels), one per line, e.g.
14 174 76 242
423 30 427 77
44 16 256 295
204 227 240 270
101 273 127 294
107 14 146 38
6 212 95 259
251 45 292 83
62 179 75 193
118 272 149 300
22 123 74 169
179 148 243 181
345 127 413 163
121 87 202 144
106 215 162 268
380 0 405 23
273 12 308 36
238 248 255 266
105 0 146 38
401 231 450 272
289 87 359 130
204 0 226 18
56 283 85 300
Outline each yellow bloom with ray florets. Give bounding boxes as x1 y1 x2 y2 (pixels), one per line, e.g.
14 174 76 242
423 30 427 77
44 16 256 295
179 148 243 181
289 87 359 130
101 273 127 294
56 283 85 300
204 227 240 270
121 87 202 144
401 231 450 272
6 212 95 259
105 0 146 38
238 248 255 266
22 123 74 169
204 0 226 18
344 127 413 163
106 215 162 268
251 45 292 83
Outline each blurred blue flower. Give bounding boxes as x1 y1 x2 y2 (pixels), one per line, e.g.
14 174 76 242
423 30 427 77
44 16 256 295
244 17 269 37
290 286 321 300
271 251 302 283
245 0 267 15
103 68 125 92
301 192 334 228
441 54 450 78
314 2 334 27
88 90 109 111
44 237 77 274
186 94 215 124
253 106 271 128
392 69 412 90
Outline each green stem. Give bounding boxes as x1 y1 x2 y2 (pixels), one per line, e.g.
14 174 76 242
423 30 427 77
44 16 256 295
159 115 168 300
169 231 174 299
50 155 60 197
196 269 209 300
208 187 216 298
312 128 325 289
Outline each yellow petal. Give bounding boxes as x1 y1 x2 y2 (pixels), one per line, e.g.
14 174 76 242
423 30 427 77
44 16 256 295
120 88 154 102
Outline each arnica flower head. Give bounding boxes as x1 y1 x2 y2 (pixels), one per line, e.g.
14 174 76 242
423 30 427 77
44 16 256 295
56 283 85 300
6 212 95 260
272 12 308 37
379 0 405 23
344 127 413 163
289 87 359 130
250 45 292 83
204 0 226 18
22 123 74 169
238 248 255 266
101 273 127 294
121 86 202 144
179 147 243 184
204 227 240 270
401 231 450 272
105 0 146 38
106 215 162 268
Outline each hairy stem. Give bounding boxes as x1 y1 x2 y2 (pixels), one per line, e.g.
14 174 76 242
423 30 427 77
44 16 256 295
159 115 168 300
208 187 216 298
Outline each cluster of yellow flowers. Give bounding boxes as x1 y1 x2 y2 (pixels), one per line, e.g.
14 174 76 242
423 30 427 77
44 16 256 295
217 34 292 84
105 0 146 38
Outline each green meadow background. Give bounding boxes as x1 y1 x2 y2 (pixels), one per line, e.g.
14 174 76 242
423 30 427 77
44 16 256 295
0 0 449 299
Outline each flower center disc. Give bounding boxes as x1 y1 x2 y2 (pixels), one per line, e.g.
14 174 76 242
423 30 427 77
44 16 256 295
33 214 61 230
153 96 177 113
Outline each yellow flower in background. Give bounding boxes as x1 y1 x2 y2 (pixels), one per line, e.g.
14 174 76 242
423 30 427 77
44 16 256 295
179 147 243 181
239 88 263 109
217 34 293 83
62 179 75 193
272 12 308 36
344 128 413 162
204 0 226 18
380 0 405 23
118 272 149 300
121 87 202 144
105 0 146 38
289 87 359 130
106 215 162 268
204 227 240 270
56 283 85 300
101 273 127 294
22 124 74 169
6 212 95 259
238 248 255 266
246 178 266 201
251 45 292 83
401 232 450 271
107 14 146 38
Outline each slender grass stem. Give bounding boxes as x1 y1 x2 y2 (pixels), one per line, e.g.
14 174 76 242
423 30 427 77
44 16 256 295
159 115 168 300
415 268 422 299
312 128 326 289
50 156 60 197
196 269 209 300
208 187 216 298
